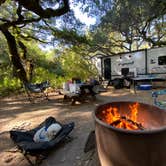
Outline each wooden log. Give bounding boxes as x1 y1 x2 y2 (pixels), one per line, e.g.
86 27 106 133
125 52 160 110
110 116 145 130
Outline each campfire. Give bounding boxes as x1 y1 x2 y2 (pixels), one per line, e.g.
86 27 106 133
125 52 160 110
94 101 166 166
97 102 145 130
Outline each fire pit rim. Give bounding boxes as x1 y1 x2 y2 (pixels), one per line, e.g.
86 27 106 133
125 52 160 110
93 101 166 135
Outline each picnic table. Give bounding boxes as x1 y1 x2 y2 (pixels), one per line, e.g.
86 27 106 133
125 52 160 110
131 76 166 93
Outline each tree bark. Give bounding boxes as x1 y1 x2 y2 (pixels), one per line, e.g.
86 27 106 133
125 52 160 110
0 28 28 83
18 41 34 82
15 0 70 18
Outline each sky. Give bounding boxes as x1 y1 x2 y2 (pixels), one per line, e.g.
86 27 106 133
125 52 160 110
72 4 96 27
40 4 96 51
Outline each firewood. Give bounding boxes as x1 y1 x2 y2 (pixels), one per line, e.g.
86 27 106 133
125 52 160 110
120 116 145 130
109 116 145 130
110 120 121 126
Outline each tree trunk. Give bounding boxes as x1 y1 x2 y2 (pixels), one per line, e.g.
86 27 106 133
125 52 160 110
26 60 34 82
1 28 28 83
18 41 34 82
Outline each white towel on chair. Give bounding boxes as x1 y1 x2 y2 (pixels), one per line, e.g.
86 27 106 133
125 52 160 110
33 123 62 142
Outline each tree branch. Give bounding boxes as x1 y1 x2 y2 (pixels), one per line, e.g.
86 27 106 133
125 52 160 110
0 18 10 22
20 34 51 44
0 0 6 6
15 0 70 18
44 20 89 45
16 2 24 21
18 41 27 59
0 17 41 29
0 28 28 82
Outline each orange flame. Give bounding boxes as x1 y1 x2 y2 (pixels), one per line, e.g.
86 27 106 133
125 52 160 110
99 107 120 124
128 102 139 122
98 103 140 130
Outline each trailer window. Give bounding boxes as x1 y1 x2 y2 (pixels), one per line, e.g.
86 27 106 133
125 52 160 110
158 56 166 65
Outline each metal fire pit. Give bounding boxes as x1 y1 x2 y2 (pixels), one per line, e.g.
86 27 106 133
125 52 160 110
94 101 166 166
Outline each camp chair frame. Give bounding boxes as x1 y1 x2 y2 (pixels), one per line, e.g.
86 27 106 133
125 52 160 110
10 117 75 166
24 80 50 102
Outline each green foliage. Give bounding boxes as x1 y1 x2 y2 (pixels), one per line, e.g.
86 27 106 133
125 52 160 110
99 0 166 49
59 48 98 82
0 34 10 66
0 68 21 96
2 0 165 96
52 28 89 45
0 34 22 96
0 0 103 95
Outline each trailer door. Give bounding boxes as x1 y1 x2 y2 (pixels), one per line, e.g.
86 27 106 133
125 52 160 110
103 58 111 80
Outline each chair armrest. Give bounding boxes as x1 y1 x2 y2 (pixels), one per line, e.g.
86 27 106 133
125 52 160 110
152 89 166 96
152 89 166 108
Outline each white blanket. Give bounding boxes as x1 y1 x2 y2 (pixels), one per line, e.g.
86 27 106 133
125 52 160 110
33 123 62 142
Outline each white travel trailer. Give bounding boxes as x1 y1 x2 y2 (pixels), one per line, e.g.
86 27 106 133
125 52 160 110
97 46 166 81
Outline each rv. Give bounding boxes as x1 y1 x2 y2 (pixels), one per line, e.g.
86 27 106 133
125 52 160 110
97 46 166 82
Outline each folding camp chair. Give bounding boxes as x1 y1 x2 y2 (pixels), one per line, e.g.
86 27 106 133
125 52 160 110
10 117 75 165
152 89 166 109
24 80 50 102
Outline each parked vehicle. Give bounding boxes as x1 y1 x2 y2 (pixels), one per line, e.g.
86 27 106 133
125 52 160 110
99 47 166 80
95 46 166 88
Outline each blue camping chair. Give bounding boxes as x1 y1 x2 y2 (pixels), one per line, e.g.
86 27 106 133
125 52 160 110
10 117 74 165
24 81 50 102
152 89 166 109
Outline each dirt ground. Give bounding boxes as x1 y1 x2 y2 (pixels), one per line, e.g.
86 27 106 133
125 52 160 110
0 87 159 166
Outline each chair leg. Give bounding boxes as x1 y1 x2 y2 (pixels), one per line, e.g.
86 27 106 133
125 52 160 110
152 95 158 106
71 98 76 105
43 91 49 101
25 90 33 102
24 154 35 166
23 153 46 166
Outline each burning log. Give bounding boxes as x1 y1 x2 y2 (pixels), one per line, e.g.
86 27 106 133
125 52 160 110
97 103 146 130
110 116 145 130
110 120 121 126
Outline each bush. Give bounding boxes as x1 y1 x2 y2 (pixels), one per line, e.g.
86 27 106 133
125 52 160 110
0 76 21 96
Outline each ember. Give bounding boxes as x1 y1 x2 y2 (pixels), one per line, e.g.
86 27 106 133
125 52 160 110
98 102 145 130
